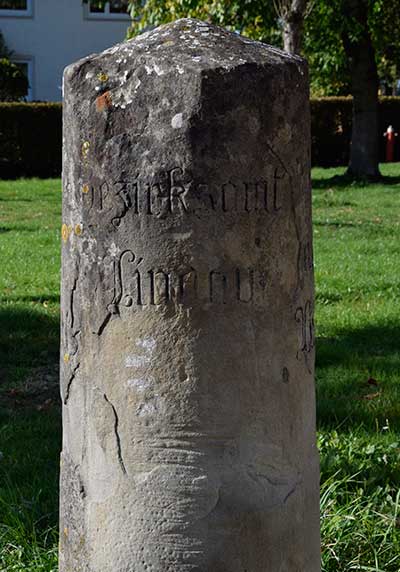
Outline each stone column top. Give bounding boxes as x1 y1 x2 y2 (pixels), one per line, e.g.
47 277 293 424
64 17 306 86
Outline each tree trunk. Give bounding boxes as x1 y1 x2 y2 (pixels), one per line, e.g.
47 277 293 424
281 0 308 54
342 0 381 179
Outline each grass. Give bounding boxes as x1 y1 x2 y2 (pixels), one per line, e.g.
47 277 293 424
0 179 60 388
0 179 61 572
314 164 400 571
0 168 400 570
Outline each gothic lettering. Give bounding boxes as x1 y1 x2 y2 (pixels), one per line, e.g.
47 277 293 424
81 164 289 225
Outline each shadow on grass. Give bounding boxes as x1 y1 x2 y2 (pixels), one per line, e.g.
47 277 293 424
0 305 59 388
316 321 400 430
312 173 400 189
0 224 48 233
1 304 398 543
1 294 61 304
314 221 357 228
0 306 61 546
0 408 61 538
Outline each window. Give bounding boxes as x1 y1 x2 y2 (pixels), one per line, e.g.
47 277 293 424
12 58 33 100
85 0 130 20
0 0 33 17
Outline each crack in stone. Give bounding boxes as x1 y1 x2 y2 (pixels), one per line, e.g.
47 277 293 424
283 484 298 504
63 363 80 405
96 309 113 336
103 394 127 474
70 276 79 330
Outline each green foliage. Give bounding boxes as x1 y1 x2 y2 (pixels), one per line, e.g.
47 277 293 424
125 1 400 95
303 0 400 95
127 0 280 45
0 103 62 177
0 59 28 102
0 31 28 102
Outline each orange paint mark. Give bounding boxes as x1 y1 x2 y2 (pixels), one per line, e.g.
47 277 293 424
96 91 113 112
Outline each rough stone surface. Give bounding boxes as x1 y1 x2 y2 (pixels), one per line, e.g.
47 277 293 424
60 18 319 572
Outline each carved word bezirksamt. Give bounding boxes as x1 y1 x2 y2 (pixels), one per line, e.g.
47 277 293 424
83 166 289 226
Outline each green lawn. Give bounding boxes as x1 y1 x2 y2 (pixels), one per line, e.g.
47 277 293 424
0 168 400 571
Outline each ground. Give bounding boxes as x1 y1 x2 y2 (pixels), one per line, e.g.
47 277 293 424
0 167 399 571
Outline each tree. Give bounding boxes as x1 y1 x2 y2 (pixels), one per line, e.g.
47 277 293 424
303 0 400 178
274 0 310 54
341 0 380 178
0 58 28 101
127 1 400 178
0 31 28 101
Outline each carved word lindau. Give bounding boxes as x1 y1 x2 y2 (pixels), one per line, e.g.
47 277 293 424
299 241 313 273
106 250 266 311
83 165 289 225
295 300 314 372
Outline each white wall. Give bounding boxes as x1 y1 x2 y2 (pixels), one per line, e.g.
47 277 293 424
0 0 129 101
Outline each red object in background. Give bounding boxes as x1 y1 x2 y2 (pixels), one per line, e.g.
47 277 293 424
383 125 398 162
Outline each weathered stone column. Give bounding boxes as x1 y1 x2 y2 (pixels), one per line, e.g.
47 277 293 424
60 18 319 572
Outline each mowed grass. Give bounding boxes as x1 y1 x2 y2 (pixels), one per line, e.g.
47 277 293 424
0 179 61 572
0 168 400 571
0 179 60 388
314 165 400 571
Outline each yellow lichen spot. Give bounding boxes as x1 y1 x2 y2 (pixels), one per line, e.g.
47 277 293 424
81 141 90 160
63 353 70 364
61 223 70 243
75 224 82 236
82 184 89 194
64 527 69 538
97 72 109 82
163 40 175 46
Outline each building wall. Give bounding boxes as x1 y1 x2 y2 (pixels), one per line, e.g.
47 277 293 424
0 0 129 101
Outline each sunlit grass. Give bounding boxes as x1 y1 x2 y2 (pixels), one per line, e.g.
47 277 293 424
0 168 400 570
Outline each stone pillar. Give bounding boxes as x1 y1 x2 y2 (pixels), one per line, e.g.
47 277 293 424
60 18 319 572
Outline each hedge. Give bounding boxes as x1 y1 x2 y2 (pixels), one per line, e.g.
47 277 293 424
0 103 62 178
1 98 400 178
311 96 400 166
